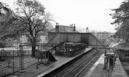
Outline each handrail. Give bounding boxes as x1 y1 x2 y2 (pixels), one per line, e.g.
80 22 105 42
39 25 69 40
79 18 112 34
43 33 59 47
89 33 107 49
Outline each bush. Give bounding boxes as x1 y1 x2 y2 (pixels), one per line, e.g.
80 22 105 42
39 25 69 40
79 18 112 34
0 42 5 48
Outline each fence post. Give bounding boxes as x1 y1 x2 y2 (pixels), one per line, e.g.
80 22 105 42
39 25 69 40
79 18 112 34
12 50 15 75
19 44 24 72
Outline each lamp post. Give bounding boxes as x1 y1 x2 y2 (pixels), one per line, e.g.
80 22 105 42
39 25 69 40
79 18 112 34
19 32 24 72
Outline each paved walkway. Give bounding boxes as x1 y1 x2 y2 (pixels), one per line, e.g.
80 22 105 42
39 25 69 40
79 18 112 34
111 58 128 77
85 54 128 77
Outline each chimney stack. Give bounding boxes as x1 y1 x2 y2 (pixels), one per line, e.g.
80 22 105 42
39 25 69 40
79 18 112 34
56 23 59 32
73 24 76 31
86 27 89 33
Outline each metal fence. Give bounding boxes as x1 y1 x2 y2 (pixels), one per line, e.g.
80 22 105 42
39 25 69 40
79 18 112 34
0 46 37 77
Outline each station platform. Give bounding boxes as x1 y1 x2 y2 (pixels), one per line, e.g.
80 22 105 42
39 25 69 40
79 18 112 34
8 48 92 77
85 54 128 77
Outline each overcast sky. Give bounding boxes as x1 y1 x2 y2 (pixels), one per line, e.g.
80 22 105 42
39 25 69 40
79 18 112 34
0 0 124 32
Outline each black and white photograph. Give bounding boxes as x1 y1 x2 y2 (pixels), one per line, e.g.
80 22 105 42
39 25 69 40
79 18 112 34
0 0 128 77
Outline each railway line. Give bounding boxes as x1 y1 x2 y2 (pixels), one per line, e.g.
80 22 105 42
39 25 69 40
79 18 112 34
43 48 103 77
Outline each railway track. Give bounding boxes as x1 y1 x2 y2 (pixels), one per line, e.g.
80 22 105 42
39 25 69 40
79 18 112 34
44 48 103 77
74 49 102 77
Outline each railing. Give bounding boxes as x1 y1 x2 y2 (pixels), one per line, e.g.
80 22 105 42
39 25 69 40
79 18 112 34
0 49 31 57
0 48 36 77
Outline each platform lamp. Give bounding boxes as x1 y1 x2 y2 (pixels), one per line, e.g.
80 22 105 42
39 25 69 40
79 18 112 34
104 38 106 56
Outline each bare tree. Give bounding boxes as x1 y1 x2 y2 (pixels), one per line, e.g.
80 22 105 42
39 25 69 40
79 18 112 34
15 0 52 57
0 2 18 43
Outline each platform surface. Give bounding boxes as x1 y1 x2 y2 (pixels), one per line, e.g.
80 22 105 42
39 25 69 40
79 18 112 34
85 54 128 77
8 48 92 77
